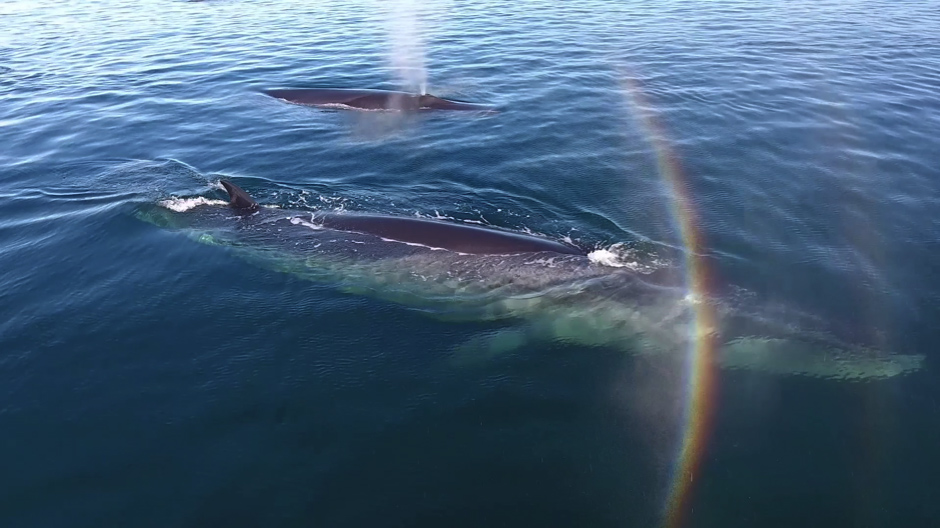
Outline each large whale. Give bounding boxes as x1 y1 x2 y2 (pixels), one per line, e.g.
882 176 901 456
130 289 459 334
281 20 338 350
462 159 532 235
264 88 495 112
137 179 925 381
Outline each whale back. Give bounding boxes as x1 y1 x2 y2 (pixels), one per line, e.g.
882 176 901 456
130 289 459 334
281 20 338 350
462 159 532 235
317 213 584 255
264 88 493 112
219 179 582 255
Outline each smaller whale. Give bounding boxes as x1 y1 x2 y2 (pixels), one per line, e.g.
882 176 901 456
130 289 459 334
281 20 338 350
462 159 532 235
220 179 582 255
264 88 495 112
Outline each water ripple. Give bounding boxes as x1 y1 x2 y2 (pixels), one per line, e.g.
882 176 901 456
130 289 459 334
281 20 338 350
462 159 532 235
2 1 940 523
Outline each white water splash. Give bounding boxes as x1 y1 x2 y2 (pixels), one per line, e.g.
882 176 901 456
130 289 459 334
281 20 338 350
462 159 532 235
289 215 324 230
588 242 667 273
158 196 227 212
588 247 631 267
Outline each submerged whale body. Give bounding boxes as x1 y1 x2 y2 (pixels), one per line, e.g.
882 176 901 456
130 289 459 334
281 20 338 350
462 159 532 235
264 88 494 112
138 178 925 381
221 179 581 255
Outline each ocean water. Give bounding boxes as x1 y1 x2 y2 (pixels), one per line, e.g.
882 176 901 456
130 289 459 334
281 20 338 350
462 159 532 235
2 0 939 526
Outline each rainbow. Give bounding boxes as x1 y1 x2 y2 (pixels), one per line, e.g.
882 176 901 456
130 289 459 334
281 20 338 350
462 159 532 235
619 74 720 528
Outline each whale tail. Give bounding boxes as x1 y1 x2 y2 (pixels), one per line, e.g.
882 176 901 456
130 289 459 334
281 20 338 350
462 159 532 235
220 179 259 214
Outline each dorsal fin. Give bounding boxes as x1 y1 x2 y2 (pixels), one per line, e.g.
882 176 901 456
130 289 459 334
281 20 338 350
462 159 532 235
219 179 259 214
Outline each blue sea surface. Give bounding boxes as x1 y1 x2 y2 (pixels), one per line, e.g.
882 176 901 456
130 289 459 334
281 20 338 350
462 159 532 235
2 1 939 526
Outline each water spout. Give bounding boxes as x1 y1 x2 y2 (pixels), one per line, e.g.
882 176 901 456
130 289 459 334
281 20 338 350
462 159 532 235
386 0 428 94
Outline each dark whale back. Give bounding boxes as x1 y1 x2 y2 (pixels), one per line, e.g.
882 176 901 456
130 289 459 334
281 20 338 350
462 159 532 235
264 88 493 112
219 180 582 255
317 213 584 255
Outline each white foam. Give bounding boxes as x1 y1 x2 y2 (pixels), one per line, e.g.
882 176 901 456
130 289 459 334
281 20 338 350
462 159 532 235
587 242 666 273
158 197 228 212
290 215 324 230
377 236 459 253
588 246 634 268
319 103 393 112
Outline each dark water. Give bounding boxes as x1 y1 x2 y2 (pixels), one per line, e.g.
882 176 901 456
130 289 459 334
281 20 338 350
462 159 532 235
2 1 939 526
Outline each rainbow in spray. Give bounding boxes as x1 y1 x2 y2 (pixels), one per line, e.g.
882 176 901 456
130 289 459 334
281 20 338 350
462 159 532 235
618 74 720 528
616 72 924 526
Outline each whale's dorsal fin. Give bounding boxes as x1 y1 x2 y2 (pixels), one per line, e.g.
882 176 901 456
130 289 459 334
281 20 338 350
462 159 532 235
219 179 259 214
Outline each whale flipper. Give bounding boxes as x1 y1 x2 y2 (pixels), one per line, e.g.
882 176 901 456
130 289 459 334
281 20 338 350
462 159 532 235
449 327 537 367
220 180 259 214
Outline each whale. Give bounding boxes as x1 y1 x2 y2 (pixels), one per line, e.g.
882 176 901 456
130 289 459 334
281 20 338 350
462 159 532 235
264 88 495 112
137 179 925 381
